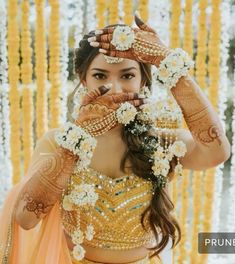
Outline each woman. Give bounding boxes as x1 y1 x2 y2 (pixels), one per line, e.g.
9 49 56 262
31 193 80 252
0 14 230 264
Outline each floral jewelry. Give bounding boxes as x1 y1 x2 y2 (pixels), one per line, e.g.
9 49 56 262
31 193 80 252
72 85 88 120
103 54 124 64
54 122 97 171
116 102 138 125
154 48 194 90
111 25 135 51
62 182 98 261
122 96 187 188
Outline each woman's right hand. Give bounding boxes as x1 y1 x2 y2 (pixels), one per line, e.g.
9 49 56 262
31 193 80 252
74 85 145 127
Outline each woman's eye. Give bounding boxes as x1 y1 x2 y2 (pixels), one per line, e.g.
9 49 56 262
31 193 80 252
92 73 106 80
122 73 135 80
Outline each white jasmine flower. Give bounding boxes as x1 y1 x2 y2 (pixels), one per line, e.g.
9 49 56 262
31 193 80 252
111 25 135 51
86 224 95 241
69 184 98 207
138 103 156 123
62 195 74 211
174 163 183 176
152 158 170 177
72 229 84 245
153 145 165 159
116 102 137 125
169 140 187 157
72 244 85 261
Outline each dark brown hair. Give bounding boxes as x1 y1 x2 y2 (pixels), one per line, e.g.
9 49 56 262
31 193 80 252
71 27 181 259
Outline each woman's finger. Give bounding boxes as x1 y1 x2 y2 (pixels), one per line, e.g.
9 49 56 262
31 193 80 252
82 85 112 104
134 11 156 33
95 34 113 43
95 27 115 35
111 92 141 103
127 98 145 107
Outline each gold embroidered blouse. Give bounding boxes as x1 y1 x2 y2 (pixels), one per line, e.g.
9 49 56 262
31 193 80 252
60 167 156 250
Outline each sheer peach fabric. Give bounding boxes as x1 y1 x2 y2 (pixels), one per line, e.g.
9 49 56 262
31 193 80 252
0 130 74 263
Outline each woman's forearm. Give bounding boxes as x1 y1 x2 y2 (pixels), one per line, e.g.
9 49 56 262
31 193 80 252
170 74 230 157
15 147 78 230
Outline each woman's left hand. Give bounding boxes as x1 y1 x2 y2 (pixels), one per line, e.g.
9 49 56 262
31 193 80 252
88 13 171 67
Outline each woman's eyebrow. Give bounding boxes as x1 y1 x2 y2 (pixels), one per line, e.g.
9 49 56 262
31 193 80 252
91 67 137 72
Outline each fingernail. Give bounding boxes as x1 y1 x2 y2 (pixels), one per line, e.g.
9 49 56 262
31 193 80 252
135 10 141 17
95 29 103 35
104 83 113 89
90 41 99 47
99 86 110 94
99 48 107 54
88 36 96 42
139 94 146 98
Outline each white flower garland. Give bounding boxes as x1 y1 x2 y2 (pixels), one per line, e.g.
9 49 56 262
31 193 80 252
116 102 137 124
59 1 70 124
54 122 97 171
62 182 98 261
0 0 12 209
154 48 195 91
73 0 84 48
86 0 96 32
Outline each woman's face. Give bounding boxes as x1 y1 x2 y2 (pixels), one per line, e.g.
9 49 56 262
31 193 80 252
83 53 143 93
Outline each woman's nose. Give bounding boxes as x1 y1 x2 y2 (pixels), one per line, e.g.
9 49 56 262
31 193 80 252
108 81 122 93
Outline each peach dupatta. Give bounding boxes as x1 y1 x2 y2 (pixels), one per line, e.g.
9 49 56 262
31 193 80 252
0 175 73 264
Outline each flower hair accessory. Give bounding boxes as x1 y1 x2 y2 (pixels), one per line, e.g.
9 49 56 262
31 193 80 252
55 122 97 171
122 96 187 188
154 48 194 90
111 25 135 51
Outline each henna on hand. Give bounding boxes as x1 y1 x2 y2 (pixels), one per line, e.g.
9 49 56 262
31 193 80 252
171 75 224 148
75 86 145 128
17 147 78 219
88 14 171 67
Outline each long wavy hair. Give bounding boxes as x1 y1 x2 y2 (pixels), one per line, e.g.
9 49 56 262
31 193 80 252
68 27 181 259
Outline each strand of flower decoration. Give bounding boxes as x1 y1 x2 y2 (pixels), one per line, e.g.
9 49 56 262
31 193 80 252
48 0 61 129
188 1 209 263
208 1 231 263
96 0 107 28
199 1 222 264
86 0 96 32
74 0 84 49
148 2 175 262
123 0 133 26
20 0 34 175
108 0 119 24
118 0 124 24
148 0 170 100
228 69 235 262
137 0 149 23
59 1 70 124
0 0 12 208
176 1 194 262
7 0 21 184
226 7 235 264
35 0 48 139
170 0 181 49
168 1 182 262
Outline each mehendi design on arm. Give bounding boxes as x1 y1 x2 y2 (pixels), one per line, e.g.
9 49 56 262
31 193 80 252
171 75 224 148
17 147 78 218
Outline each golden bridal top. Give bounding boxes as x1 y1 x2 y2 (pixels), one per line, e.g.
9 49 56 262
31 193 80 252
60 167 156 250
